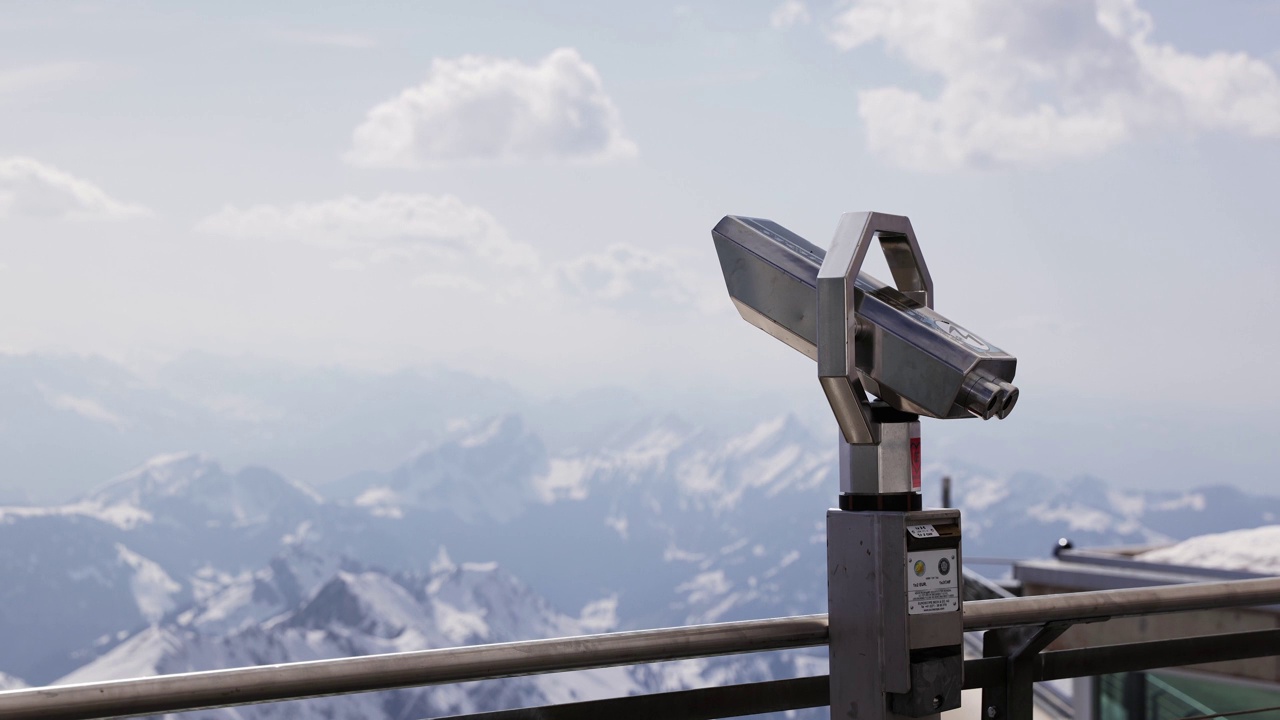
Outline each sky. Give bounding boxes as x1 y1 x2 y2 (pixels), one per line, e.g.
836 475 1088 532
2 0 1280 491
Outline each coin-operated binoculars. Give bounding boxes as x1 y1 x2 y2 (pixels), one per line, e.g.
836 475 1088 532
712 213 1020 720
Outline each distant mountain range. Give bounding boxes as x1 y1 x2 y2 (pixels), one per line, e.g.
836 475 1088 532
58 546 655 719
0 352 808 504
2 407 1278 717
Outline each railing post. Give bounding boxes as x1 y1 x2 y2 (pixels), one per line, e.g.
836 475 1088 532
981 623 1071 720
1122 673 1147 720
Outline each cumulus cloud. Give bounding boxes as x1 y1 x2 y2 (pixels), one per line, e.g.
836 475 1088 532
346 48 638 167
770 0 811 30
555 244 718 313
197 193 538 269
828 0 1280 170
0 157 150 221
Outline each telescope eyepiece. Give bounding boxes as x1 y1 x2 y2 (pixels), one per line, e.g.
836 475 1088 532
957 372 1019 421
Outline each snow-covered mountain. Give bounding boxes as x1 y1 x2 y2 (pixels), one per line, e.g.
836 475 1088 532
4 409 1280 713
0 353 758 504
1137 525 1280 574
0 454 361 682
328 412 836 625
0 672 27 691
55 546 806 720
331 415 550 523
949 469 1280 557
87 451 324 527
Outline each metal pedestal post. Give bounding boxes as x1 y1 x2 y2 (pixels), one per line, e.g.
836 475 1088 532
828 509 911 720
828 418 964 720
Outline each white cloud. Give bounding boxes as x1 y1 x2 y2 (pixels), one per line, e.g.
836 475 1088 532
0 157 150 220
556 244 718 313
38 385 129 430
198 195 709 312
770 0 811 30
829 0 1280 170
196 193 538 269
346 48 638 167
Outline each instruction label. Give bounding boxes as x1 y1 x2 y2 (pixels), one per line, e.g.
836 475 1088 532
907 548 958 615
907 524 938 539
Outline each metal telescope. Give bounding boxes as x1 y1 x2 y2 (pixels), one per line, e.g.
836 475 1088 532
712 213 1018 439
712 211 1021 720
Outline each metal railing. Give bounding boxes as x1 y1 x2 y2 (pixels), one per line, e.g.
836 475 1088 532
963 568 1072 719
1 576 1279 720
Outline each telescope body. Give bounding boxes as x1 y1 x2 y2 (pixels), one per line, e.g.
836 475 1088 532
712 215 1017 424
712 211 1017 718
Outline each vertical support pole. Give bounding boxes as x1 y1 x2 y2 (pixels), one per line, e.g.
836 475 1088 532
981 623 1071 720
1121 673 1147 720
1072 676 1098 720
828 510 911 720
828 416 962 720
941 476 952 509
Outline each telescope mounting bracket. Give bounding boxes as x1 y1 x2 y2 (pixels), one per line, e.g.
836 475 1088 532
817 212 934 446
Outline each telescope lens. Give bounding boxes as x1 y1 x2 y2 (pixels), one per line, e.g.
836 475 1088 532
957 373 1019 420
998 386 1019 419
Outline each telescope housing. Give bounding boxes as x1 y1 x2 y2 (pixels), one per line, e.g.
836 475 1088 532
712 215 1018 424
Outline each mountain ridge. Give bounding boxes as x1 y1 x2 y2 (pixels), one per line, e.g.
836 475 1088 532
4 410 1279 699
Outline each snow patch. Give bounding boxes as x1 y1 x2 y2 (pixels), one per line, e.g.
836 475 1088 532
675 455 722 495
1139 525 1280 574
533 458 589 502
57 626 178 683
0 671 28 690
354 486 404 519
724 416 789 455
1027 503 1116 533
35 382 129 430
282 520 314 545
603 513 628 540
1152 493 1207 513
676 571 731 604
116 544 182 622
962 476 1010 511
430 546 457 575
0 500 153 530
577 596 618 633
1107 490 1146 518
457 415 514 448
431 598 490 644
664 544 705 563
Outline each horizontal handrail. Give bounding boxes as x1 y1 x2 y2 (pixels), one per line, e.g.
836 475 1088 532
0 615 830 720
2 576 1278 720
962 575 1280 630
434 628 1280 720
